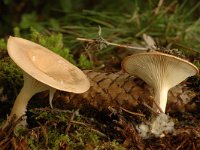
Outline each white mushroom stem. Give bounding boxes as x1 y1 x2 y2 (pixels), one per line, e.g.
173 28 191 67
154 87 169 113
10 72 55 120
122 52 199 113
4 36 90 129
49 88 56 108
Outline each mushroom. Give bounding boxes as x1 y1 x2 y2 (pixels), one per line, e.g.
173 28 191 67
6 36 90 121
122 51 199 113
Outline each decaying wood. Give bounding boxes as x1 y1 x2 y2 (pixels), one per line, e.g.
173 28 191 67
54 70 196 113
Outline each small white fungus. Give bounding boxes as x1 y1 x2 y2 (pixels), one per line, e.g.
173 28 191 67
137 113 174 139
136 123 150 139
151 113 174 137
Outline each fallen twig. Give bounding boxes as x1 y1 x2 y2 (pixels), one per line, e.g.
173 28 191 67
175 138 188 150
71 120 107 137
120 106 145 117
65 109 79 133
77 37 148 51
142 102 159 115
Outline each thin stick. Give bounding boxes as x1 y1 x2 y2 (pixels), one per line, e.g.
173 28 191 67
77 37 148 51
142 102 159 115
120 106 145 117
152 100 164 114
176 139 188 150
65 109 79 133
71 121 106 137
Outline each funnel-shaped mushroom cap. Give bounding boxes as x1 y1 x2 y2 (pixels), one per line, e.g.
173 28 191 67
122 51 199 112
122 52 199 88
7 36 90 93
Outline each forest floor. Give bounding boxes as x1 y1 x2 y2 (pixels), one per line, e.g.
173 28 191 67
0 37 200 150
0 1 200 149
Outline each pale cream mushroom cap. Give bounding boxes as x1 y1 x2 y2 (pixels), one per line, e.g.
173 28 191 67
2 36 90 128
122 51 199 112
7 36 90 93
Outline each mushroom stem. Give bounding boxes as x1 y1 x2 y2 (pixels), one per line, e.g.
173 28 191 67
49 88 56 109
154 88 169 113
10 85 34 118
10 72 50 119
4 36 90 129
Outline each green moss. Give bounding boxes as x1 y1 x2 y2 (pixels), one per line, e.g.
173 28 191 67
0 58 23 101
20 13 44 31
13 27 21 37
26 108 125 149
0 39 6 50
28 136 39 150
78 54 92 69
47 129 72 150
